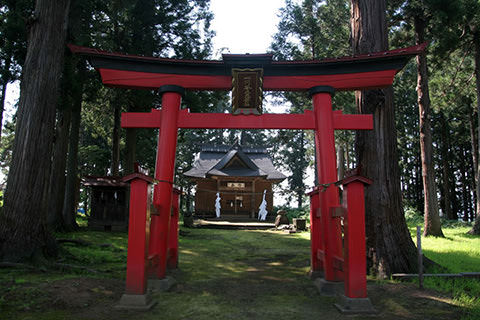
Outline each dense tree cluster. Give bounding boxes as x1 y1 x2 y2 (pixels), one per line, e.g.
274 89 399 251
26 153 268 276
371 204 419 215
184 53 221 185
0 0 479 275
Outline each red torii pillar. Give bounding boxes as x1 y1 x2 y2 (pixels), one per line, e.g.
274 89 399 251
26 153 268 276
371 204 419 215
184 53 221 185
310 86 344 294
149 85 183 281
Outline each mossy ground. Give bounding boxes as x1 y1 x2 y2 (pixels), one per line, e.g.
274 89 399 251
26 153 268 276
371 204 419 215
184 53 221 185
0 226 472 320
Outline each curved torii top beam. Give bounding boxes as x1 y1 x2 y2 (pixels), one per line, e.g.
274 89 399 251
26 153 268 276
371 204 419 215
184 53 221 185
68 43 426 92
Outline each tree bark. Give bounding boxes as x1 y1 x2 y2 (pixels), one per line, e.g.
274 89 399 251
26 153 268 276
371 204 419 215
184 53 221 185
111 103 121 176
62 63 85 231
0 79 8 143
0 0 71 262
460 146 471 221
337 145 345 180
351 0 419 276
47 107 72 230
414 13 444 237
125 128 136 174
469 111 477 217
297 130 304 209
440 114 455 220
470 31 480 234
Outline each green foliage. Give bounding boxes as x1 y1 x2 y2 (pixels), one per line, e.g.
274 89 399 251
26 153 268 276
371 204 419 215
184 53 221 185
404 206 424 225
389 0 480 221
0 115 15 180
269 1 353 207
273 205 310 223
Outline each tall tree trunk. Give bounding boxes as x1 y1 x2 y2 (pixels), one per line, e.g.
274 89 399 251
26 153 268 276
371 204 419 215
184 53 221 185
345 142 350 171
337 145 345 180
415 154 424 213
125 99 138 174
62 63 84 231
297 130 304 209
460 146 470 221
0 58 12 143
470 31 480 234
440 114 455 220
469 111 478 217
0 80 8 143
414 13 444 237
125 128 136 173
111 103 121 175
0 0 71 262
47 107 72 230
350 0 418 276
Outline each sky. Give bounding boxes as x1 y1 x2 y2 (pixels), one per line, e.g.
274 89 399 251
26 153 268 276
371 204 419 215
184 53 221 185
209 0 286 55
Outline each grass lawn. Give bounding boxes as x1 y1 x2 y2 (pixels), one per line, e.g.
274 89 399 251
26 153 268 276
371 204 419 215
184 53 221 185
0 224 475 320
407 223 480 320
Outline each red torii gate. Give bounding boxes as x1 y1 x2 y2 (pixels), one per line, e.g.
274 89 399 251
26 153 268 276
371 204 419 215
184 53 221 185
70 43 424 312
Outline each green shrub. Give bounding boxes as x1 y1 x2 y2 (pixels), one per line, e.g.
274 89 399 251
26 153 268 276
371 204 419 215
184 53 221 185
272 205 310 224
404 206 423 225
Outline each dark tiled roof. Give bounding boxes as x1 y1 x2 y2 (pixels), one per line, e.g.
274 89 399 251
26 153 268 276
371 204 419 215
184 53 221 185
82 176 128 187
184 144 286 181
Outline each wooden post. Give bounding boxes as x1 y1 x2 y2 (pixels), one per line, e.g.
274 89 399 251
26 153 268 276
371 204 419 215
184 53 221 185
417 226 424 289
334 173 376 314
122 173 155 295
251 179 256 218
342 175 371 298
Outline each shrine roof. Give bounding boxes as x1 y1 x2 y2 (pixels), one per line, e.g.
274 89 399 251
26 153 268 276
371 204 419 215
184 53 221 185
68 43 426 91
68 43 425 67
82 176 128 187
184 144 286 181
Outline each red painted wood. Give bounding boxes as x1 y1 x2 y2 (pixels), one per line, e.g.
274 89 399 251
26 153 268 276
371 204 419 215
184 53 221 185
167 190 180 269
122 172 156 184
308 187 323 273
147 208 160 277
152 91 181 279
343 181 368 298
313 91 344 282
99 68 231 90
333 112 373 130
99 68 396 91
121 109 162 128
263 70 396 91
121 109 373 131
125 178 150 295
178 110 316 129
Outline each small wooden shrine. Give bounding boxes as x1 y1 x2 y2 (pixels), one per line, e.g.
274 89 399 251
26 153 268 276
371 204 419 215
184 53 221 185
82 176 129 231
184 143 286 218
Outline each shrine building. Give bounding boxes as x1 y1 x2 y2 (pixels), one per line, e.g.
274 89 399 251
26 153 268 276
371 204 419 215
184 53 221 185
184 143 286 218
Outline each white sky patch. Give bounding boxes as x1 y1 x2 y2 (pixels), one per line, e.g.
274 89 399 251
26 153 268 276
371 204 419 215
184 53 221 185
3 81 19 126
210 0 287 57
